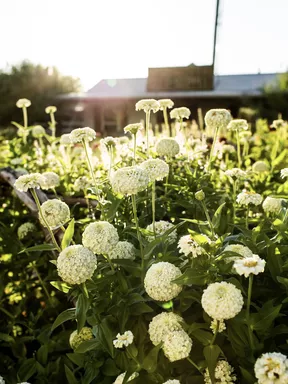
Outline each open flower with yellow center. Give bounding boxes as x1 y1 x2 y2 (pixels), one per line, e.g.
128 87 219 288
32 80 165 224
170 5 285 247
254 352 288 384
233 254 266 277
113 331 134 348
236 191 263 206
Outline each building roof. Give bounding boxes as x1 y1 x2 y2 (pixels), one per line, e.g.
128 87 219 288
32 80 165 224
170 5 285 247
63 73 279 100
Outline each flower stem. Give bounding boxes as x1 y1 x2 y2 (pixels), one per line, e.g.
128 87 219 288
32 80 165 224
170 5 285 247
201 200 215 239
133 134 137 165
163 108 170 136
30 188 61 252
246 207 249 229
105 253 115 272
236 130 242 168
131 194 144 280
187 357 203 374
50 112 56 138
246 274 254 351
82 139 100 202
145 110 151 157
210 320 219 345
152 181 156 238
207 126 219 172
23 107 28 145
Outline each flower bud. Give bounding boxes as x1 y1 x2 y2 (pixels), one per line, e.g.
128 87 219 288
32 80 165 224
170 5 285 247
195 190 205 201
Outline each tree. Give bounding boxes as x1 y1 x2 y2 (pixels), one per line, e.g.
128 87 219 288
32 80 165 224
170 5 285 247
0 61 81 127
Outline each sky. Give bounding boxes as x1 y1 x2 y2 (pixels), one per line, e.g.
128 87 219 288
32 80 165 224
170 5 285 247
1 0 288 90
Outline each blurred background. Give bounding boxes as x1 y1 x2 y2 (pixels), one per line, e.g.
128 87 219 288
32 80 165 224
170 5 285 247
1 0 288 135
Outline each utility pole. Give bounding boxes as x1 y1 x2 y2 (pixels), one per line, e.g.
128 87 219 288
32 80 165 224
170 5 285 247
212 0 220 72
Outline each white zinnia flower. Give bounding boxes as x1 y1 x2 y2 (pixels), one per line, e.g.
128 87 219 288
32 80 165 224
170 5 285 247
156 138 180 157
140 159 169 181
14 173 45 192
60 133 72 146
204 109 232 129
252 161 270 173
204 360 237 384
223 244 254 261
70 127 96 143
100 136 117 148
108 241 135 260
113 372 139 384
74 176 91 192
263 196 283 214
210 319 226 334
158 99 174 110
32 125 45 137
69 327 93 349
236 191 263 206
162 330 192 362
17 222 37 240
123 123 143 135
178 234 210 258
57 245 97 285
135 99 160 113
163 380 180 384
170 107 191 120
39 199 70 229
45 106 57 114
222 144 236 154
82 221 119 254
224 168 247 179
110 166 149 195
280 168 288 179
234 254 266 277
144 262 182 301
227 119 249 131
146 221 177 244
16 98 31 108
113 330 134 348
254 352 288 384
41 172 60 190
201 282 244 320
148 312 184 346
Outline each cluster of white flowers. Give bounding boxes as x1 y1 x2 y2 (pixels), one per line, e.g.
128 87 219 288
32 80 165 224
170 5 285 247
16 98 31 108
162 329 192 362
146 221 177 244
123 123 143 135
113 372 139 384
148 312 183 346
135 99 160 113
158 99 174 110
254 352 288 384
204 109 232 129
110 166 149 195
140 159 169 181
82 221 119 254
14 173 45 192
69 327 93 349
234 254 266 277
204 360 237 384
70 127 96 143
223 244 254 261
17 222 37 240
74 176 92 192
39 199 70 229
57 245 97 285
170 107 191 120
201 282 244 320
45 106 57 114
210 319 226 334
224 168 247 179
252 161 270 173
222 144 236 154
113 330 134 348
263 196 283 214
41 172 60 190
237 191 263 206
156 138 180 157
60 133 72 146
32 125 45 138
178 234 209 258
101 136 117 148
227 119 249 131
144 262 182 301
271 119 285 129
108 241 135 260
280 168 288 179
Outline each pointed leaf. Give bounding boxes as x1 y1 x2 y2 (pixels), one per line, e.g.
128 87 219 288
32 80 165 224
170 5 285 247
203 344 221 384
51 308 76 332
61 219 75 250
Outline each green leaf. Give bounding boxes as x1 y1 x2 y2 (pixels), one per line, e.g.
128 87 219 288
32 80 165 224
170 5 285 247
203 344 221 384
51 308 76 332
61 219 75 250
212 202 226 228
50 281 72 293
240 367 256 384
36 345 48 365
142 343 162 373
75 338 101 353
64 365 79 384
102 358 121 376
173 268 208 286
190 329 212 346
18 358 37 381
0 332 14 343
277 276 288 293
66 353 85 367
252 302 282 332
19 243 58 253
95 319 115 357
76 293 89 333
266 243 282 281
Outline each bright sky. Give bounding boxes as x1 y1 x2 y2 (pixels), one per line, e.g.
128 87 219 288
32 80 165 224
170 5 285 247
1 0 287 90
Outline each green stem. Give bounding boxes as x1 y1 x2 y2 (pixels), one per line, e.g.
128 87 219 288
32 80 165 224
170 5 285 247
33 264 52 302
163 108 170 136
246 274 254 351
82 139 100 202
133 134 137 165
187 357 203 374
145 110 151 157
152 181 156 238
108 147 112 178
30 188 61 252
201 200 215 239
210 320 219 345
23 107 28 145
236 130 242 168
232 179 238 223
131 194 144 281
246 207 249 229
207 126 219 172
179 117 183 132
105 253 115 272
50 112 56 138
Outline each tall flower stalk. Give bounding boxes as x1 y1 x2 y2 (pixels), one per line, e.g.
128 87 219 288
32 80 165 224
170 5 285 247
123 123 143 165
45 106 57 138
159 99 174 136
16 98 31 145
246 274 254 350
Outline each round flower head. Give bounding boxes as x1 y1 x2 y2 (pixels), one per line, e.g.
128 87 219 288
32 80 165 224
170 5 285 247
18 222 37 240
123 123 143 135
178 234 210 258
223 244 253 261
281 168 288 179
156 138 180 157
113 372 139 384
32 125 45 137
39 199 70 229
108 241 135 260
41 172 60 190
135 99 160 113
224 168 247 179
234 254 266 277
14 173 45 192
69 327 93 349
82 221 119 254
16 98 31 108
45 106 57 114
252 161 270 173
110 166 149 195
60 133 72 146
74 176 91 192
70 127 96 143
222 144 236 154
227 119 249 131
0 376 5 384
204 109 232 129
158 99 174 110
57 245 97 285
204 360 237 384
148 312 184 346
163 381 180 384
162 330 192 362
101 136 117 148
263 196 283 214
170 107 191 120
254 352 288 384
210 319 226 334
271 119 285 129
146 221 177 244
144 262 182 301
201 282 244 320
237 191 263 206
140 159 169 182
113 330 134 348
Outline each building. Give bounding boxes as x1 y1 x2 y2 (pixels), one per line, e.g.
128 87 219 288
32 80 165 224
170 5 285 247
59 65 279 135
